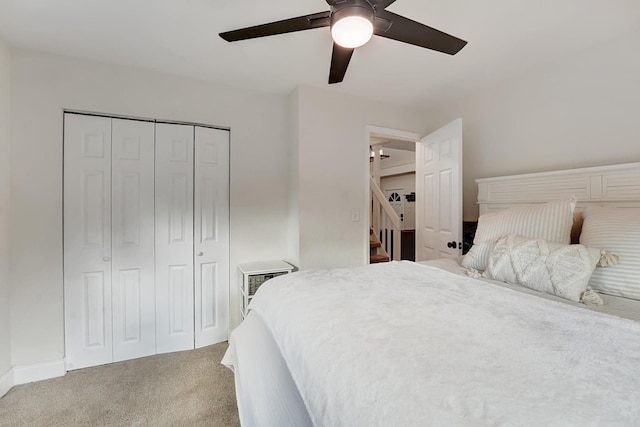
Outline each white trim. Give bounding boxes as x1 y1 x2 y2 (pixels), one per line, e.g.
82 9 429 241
0 368 13 398
381 163 416 177
13 359 66 386
366 125 423 142
364 125 422 264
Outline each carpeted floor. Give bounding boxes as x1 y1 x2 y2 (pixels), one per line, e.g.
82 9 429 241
0 342 239 427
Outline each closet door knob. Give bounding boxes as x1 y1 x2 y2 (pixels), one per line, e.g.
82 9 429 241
103 256 111 262
197 251 204 257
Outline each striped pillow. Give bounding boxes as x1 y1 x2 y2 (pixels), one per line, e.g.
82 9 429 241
462 198 575 271
580 207 640 300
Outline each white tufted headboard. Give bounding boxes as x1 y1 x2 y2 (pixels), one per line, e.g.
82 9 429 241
476 162 640 216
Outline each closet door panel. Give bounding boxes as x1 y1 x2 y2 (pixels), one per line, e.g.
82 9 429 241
194 127 230 348
155 123 195 354
64 114 113 370
111 119 156 362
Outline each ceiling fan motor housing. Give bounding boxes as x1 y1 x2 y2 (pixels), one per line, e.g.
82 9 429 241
331 0 375 27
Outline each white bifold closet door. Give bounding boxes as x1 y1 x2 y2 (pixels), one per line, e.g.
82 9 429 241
154 123 195 354
111 119 156 362
193 126 230 348
65 114 230 370
64 114 156 370
155 124 230 353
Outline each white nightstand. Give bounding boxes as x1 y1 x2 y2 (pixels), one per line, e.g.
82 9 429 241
238 260 294 319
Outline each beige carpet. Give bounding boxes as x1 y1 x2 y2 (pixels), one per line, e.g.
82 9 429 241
0 342 239 427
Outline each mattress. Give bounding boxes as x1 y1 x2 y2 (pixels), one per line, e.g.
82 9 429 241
221 311 312 427
223 259 640 426
422 257 640 322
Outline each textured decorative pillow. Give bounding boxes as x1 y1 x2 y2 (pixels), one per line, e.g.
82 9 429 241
580 207 640 300
484 234 602 302
462 197 576 271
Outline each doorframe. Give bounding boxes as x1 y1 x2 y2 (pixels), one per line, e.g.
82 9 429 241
363 125 422 263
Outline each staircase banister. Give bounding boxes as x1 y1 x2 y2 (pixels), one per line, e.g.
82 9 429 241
369 176 402 230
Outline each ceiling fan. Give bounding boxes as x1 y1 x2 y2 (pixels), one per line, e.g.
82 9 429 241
219 0 467 84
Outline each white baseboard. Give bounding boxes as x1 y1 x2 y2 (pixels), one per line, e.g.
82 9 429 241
13 359 66 386
0 368 14 398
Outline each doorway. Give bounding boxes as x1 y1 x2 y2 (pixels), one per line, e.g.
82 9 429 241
364 120 463 263
364 126 421 263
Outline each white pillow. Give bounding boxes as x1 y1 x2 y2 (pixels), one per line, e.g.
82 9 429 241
484 234 601 302
580 207 640 300
462 197 576 271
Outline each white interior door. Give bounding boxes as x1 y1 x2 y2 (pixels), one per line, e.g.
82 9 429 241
64 114 113 370
194 127 230 348
155 123 195 354
111 118 156 362
415 119 462 261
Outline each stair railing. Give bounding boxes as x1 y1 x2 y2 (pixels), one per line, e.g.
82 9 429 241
370 176 402 261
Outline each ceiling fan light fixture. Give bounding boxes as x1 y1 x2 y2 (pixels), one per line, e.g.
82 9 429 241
331 4 374 49
220 0 468 84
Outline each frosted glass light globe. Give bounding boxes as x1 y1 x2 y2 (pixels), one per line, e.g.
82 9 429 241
331 15 374 48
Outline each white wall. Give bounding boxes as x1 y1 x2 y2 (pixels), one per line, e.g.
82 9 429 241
296 86 429 269
423 29 640 221
286 89 300 269
0 39 11 378
9 50 292 365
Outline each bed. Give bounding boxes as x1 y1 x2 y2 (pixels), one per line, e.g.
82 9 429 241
222 162 640 426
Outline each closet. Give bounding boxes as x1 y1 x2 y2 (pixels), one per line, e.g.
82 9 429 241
63 113 229 370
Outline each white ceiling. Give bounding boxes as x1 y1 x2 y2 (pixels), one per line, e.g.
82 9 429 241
1 0 639 108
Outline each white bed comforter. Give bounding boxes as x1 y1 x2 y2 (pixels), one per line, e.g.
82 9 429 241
249 261 640 426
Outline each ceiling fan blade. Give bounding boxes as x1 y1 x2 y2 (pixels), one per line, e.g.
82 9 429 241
329 43 355 84
374 10 467 55
375 0 398 10
220 11 331 42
